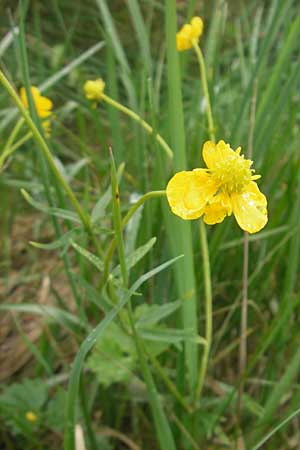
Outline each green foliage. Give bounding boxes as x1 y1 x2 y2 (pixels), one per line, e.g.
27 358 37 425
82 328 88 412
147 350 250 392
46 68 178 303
0 379 48 435
87 301 181 387
0 378 67 440
1 0 300 449
87 321 137 387
44 388 67 433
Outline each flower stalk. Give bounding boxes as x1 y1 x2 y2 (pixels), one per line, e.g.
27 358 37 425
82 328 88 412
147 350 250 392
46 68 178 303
192 41 216 142
195 221 212 400
0 118 25 169
193 42 214 403
100 93 173 160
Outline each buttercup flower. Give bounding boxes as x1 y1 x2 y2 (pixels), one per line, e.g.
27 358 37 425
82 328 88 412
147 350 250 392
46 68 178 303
83 78 105 103
166 140 268 234
25 411 38 422
176 16 204 52
20 86 53 136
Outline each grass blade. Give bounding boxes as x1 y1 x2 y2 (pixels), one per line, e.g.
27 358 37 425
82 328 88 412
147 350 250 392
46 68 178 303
165 0 198 394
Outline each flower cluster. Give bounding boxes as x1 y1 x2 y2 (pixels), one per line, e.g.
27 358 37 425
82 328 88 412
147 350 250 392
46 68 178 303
166 140 268 234
83 78 105 103
20 86 53 136
176 16 203 52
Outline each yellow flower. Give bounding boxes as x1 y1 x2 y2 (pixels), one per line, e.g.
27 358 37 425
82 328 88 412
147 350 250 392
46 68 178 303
20 86 53 136
83 78 105 103
25 411 38 422
176 16 204 52
166 140 268 234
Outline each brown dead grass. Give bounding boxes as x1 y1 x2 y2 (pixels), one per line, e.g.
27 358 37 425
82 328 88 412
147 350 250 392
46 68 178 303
0 213 75 381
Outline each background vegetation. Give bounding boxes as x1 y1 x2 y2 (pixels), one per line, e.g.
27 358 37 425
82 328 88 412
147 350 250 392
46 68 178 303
0 0 300 449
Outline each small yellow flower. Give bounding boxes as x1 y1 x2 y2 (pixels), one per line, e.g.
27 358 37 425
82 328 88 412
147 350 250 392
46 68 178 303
25 411 38 422
20 86 53 136
83 78 105 103
166 140 268 234
176 16 204 52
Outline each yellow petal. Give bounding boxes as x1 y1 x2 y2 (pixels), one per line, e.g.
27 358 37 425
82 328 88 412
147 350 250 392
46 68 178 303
166 169 217 220
180 24 193 39
203 191 232 225
176 34 191 51
202 140 217 169
215 140 234 159
20 86 53 118
36 95 53 112
20 87 28 108
202 140 238 170
231 182 268 233
190 16 203 39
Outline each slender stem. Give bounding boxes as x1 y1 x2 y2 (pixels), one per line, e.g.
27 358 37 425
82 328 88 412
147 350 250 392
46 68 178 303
79 379 97 450
192 42 216 142
0 70 102 256
147 351 193 414
7 131 32 153
110 152 176 450
2 118 24 153
0 118 25 168
101 93 173 160
192 42 215 403
237 80 258 416
170 412 201 450
102 190 166 286
195 221 212 400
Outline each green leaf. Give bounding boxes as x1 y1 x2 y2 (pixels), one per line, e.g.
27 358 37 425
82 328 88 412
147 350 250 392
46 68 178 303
30 228 81 251
0 378 48 435
112 237 157 277
0 303 84 334
21 189 81 223
139 328 206 346
124 199 144 256
70 240 104 272
91 162 125 224
135 301 181 328
73 274 112 313
87 322 136 387
45 389 68 433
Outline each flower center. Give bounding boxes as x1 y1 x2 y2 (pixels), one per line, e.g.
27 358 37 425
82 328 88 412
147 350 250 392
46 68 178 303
211 150 253 194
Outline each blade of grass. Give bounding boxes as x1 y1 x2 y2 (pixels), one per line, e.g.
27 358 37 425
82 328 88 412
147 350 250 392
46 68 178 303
126 0 152 76
165 0 198 394
249 345 300 446
254 14 300 134
249 407 300 450
230 0 294 145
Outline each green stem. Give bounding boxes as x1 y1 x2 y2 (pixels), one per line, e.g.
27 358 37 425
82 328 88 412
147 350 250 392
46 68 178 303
110 151 176 450
101 93 173 160
147 351 193 414
0 118 25 168
8 131 32 153
192 42 215 403
0 70 102 256
195 221 212 401
192 42 216 142
102 190 166 286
